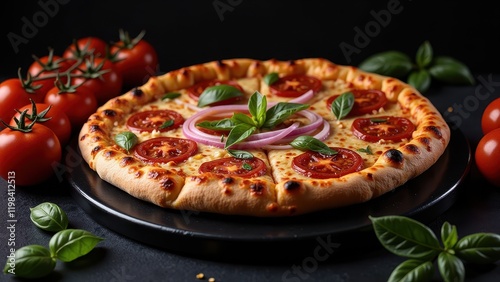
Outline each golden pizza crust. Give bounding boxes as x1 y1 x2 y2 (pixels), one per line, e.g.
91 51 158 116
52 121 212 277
78 58 450 217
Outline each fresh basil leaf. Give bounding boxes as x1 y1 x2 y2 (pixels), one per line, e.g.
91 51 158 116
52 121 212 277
454 233 500 264
242 163 253 170
161 92 181 100
196 118 234 131
232 113 256 126
115 131 138 152
227 149 254 159
197 85 243 107
225 123 256 149
331 92 354 120
359 51 413 78
262 102 309 128
3 245 56 279
357 146 373 155
369 215 442 260
290 136 337 156
428 56 475 85
264 72 279 85
248 91 267 127
441 222 458 250
438 252 465 282
30 202 68 232
49 229 104 262
416 41 433 68
159 119 174 129
388 259 434 282
408 69 431 93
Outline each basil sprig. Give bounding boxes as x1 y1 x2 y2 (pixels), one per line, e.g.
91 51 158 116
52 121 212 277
30 202 69 232
4 202 104 279
290 136 337 156
115 131 138 152
197 84 243 107
196 91 309 155
370 215 500 282
359 41 475 93
331 92 354 120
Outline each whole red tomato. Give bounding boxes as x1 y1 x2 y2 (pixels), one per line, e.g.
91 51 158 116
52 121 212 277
0 123 62 186
44 84 97 129
63 36 108 59
10 102 72 146
73 58 123 105
475 128 500 187
0 78 38 123
110 30 158 89
28 50 72 100
481 98 500 135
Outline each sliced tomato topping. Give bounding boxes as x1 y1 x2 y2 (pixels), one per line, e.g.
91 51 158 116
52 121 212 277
326 89 388 116
351 116 415 142
269 74 322 97
127 110 184 133
199 157 267 178
186 79 244 105
292 148 364 179
134 137 198 164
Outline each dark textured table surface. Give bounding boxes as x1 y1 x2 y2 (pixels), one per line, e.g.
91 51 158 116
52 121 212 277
1 75 500 282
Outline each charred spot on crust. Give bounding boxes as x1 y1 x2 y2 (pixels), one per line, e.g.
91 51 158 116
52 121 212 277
287 60 296 66
89 124 102 133
284 180 301 192
384 149 404 167
103 109 117 117
366 173 374 181
104 150 116 159
131 88 143 97
80 134 87 141
91 146 101 156
216 60 227 67
403 144 420 154
222 177 234 184
159 178 175 190
250 183 264 195
266 203 279 213
424 125 443 139
180 69 190 77
120 156 135 167
417 137 432 151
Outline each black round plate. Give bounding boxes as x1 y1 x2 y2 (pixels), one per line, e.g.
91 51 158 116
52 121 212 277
67 128 471 261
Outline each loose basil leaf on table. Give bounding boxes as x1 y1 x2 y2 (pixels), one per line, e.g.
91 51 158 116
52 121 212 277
331 92 355 120
290 136 337 156
454 233 500 263
30 202 69 232
358 51 413 78
437 252 465 282
49 229 104 262
197 85 243 107
408 69 432 93
428 56 475 85
416 40 433 68
441 221 459 250
388 259 434 282
115 131 138 152
3 245 56 279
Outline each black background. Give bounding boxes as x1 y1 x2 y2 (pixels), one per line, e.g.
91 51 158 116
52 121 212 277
1 0 500 79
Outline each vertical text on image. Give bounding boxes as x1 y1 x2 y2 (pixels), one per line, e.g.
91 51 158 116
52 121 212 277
6 171 17 275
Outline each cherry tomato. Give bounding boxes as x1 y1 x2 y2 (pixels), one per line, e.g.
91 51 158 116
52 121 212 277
199 157 267 178
28 53 71 86
44 85 97 129
269 74 322 97
186 80 244 106
73 58 123 105
63 36 108 59
326 89 388 116
10 103 71 146
292 147 364 179
352 116 415 142
110 32 158 88
481 98 500 135
475 128 500 187
127 110 184 133
0 79 39 123
134 137 197 164
0 124 62 186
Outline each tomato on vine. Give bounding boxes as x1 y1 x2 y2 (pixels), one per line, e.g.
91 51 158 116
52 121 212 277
44 79 97 128
475 128 500 187
0 110 62 186
73 57 123 105
0 77 40 123
63 36 108 59
109 30 158 89
10 99 71 146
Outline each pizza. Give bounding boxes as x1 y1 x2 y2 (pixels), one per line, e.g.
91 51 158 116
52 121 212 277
78 58 450 217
